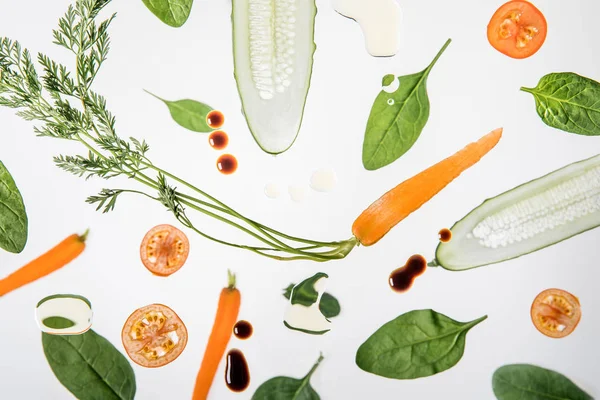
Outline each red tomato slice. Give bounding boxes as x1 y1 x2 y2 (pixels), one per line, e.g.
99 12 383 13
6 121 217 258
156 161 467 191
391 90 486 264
122 304 188 368
531 289 581 339
487 0 547 59
140 224 189 276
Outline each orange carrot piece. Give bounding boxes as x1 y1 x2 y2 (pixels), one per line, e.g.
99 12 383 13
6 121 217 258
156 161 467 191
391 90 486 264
353 128 503 246
0 230 88 296
192 271 241 400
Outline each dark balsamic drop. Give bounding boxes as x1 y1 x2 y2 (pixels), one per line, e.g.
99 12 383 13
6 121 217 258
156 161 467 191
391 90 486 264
233 320 253 340
225 349 250 392
438 228 452 243
217 154 238 175
389 255 427 293
208 130 229 150
206 110 225 129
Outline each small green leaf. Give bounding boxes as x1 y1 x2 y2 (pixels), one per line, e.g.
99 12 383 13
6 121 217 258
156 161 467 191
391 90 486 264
42 329 136 400
382 74 395 87
0 160 28 253
283 284 341 318
42 316 76 329
362 39 451 171
493 364 593 400
521 72 600 136
289 272 328 307
141 0 193 28
145 90 213 132
356 309 486 379
252 353 323 400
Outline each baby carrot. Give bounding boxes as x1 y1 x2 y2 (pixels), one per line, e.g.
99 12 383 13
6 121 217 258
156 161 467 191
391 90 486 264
0 230 88 296
353 128 503 246
192 270 241 400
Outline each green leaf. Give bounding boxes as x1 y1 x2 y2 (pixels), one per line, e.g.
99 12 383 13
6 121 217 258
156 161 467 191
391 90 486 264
42 316 76 329
141 0 193 28
382 74 395 87
0 160 28 253
362 39 451 170
355 309 486 379
521 72 600 136
145 90 213 132
252 353 323 400
42 329 136 400
288 272 328 307
283 284 341 319
493 364 593 400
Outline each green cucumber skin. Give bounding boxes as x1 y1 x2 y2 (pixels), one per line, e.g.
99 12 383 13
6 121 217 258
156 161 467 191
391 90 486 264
435 154 600 271
231 0 317 155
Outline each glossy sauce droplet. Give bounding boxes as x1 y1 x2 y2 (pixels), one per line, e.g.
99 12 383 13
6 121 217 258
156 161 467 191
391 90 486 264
208 130 229 150
389 255 427 293
225 349 250 392
217 154 238 175
438 228 452 243
206 110 225 129
233 320 253 340
264 183 281 199
310 168 337 192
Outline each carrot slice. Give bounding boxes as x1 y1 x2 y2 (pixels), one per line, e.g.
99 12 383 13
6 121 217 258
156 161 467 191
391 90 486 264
0 231 88 296
353 128 503 246
192 271 241 400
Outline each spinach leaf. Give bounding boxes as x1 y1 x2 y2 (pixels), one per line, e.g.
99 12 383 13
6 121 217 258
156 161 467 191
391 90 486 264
283 284 341 319
356 309 486 379
362 39 451 170
42 316 76 329
0 160 28 253
145 90 213 132
521 72 600 136
42 329 136 400
252 353 323 400
493 364 593 400
288 272 328 307
141 0 193 28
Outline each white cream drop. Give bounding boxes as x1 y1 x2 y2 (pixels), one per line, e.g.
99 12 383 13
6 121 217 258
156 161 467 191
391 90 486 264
332 0 401 57
310 168 337 192
288 185 307 203
264 183 281 199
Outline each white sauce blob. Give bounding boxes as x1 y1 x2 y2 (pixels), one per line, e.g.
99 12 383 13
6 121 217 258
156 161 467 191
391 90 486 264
36 295 93 335
310 168 337 192
288 185 307 203
284 276 331 334
264 183 281 199
332 0 401 57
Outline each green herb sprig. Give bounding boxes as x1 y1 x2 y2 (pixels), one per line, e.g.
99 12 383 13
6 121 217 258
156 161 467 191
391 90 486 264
0 0 357 262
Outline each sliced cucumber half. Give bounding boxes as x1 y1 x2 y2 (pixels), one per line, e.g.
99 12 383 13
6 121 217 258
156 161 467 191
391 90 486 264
232 0 317 154
35 294 93 335
435 154 600 271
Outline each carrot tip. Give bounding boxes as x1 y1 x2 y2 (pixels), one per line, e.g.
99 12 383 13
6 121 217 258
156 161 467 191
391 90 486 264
79 229 90 242
227 270 236 289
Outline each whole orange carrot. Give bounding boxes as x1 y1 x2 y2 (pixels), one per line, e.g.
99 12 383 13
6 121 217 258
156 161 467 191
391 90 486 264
0 230 88 296
192 270 241 400
353 128 503 246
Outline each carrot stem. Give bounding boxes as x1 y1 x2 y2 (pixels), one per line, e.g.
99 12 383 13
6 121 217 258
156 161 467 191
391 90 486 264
192 271 241 400
0 231 88 297
353 128 503 246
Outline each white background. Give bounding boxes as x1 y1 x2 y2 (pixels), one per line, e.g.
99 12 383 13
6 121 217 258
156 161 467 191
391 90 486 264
1 0 599 398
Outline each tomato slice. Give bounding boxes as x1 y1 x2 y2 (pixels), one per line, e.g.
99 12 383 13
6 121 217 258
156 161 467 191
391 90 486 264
487 0 547 59
140 224 189 276
531 289 581 338
122 304 188 368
